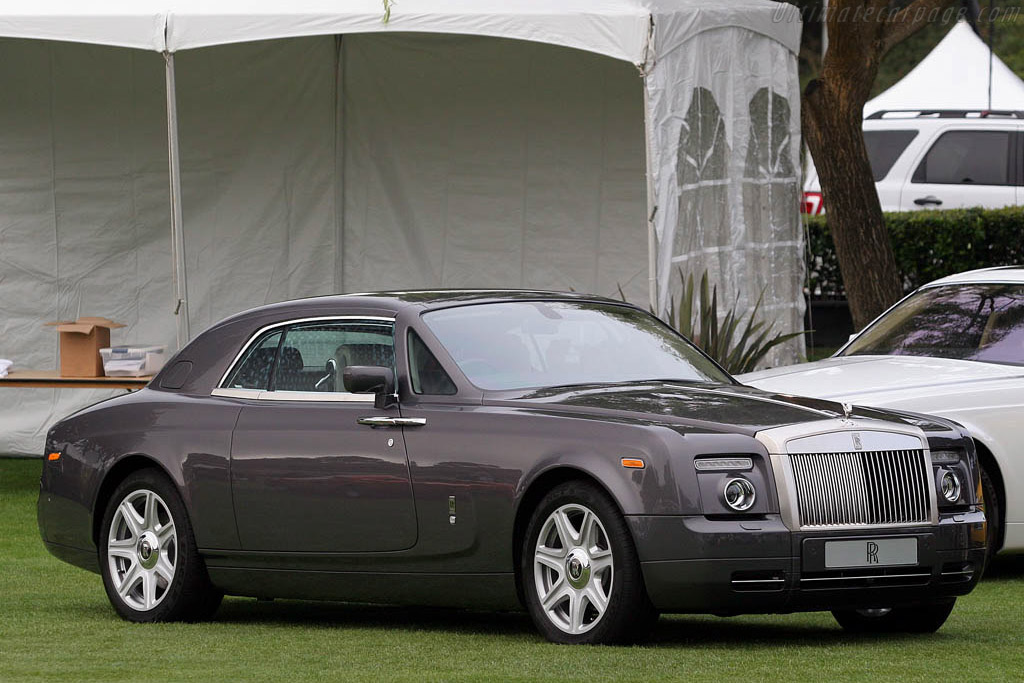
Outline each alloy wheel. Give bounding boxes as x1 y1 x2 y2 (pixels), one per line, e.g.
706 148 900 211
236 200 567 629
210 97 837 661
106 489 177 611
532 503 613 635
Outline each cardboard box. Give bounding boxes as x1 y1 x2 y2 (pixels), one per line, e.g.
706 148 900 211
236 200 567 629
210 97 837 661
45 317 125 377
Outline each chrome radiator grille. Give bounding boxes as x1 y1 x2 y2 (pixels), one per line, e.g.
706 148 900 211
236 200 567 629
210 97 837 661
790 449 932 528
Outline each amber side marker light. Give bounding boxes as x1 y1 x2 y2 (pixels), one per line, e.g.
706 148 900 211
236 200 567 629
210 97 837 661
621 458 645 469
47 452 61 461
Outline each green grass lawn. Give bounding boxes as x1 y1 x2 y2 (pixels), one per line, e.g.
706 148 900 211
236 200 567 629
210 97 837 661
2 458 1022 682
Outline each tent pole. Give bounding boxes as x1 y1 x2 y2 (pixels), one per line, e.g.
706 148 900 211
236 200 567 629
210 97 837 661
641 76 658 314
164 51 190 347
988 0 994 111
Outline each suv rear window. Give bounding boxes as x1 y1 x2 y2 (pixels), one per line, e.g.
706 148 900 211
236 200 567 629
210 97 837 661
865 130 918 181
912 130 1011 185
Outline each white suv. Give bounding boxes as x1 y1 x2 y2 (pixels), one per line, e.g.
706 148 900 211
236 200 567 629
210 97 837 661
803 109 1023 215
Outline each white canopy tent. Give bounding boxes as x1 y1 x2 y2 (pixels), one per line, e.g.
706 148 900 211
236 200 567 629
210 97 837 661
0 1 803 454
865 20 1024 116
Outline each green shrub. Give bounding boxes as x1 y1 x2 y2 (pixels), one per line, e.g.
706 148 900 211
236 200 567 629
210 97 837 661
656 270 807 374
806 207 1024 298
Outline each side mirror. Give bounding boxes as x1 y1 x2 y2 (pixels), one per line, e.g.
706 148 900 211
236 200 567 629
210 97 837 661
343 365 396 408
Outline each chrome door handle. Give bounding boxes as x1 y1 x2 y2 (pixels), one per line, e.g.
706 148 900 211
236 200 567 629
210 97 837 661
913 195 943 206
356 416 427 428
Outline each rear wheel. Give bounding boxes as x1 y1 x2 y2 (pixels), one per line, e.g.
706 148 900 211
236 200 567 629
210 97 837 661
832 599 956 634
99 468 222 622
521 480 656 644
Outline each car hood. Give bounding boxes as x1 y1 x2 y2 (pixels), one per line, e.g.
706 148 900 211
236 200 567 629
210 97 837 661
494 381 915 436
739 355 1024 405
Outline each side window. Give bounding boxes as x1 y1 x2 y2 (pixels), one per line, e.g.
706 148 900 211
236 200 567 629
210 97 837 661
408 331 457 396
272 321 395 393
864 130 917 181
224 330 282 389
913 130 1011 185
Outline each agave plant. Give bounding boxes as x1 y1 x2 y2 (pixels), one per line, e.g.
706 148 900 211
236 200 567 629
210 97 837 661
624 269 808 375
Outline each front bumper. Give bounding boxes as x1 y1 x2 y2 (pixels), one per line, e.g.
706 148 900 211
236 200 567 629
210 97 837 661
630 510 986 614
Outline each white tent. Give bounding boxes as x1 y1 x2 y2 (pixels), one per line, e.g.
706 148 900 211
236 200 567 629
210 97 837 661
865 20 1024 116
0 1 803 454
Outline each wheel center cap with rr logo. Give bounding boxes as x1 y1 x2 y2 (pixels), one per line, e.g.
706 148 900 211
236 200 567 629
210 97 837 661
564 548 591 589
136 531 160 570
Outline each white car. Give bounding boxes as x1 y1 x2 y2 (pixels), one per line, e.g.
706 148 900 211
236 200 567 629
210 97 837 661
803 109 1024 215
741 266 1024 558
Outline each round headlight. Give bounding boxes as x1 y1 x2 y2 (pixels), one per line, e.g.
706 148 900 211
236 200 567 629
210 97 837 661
723 477 756 511
939 469 961 503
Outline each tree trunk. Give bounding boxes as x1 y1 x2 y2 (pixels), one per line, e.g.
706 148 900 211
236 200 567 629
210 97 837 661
799 0 954 330
803 78 903 331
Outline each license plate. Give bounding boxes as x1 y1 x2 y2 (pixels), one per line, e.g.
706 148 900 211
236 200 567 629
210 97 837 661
824 538 918 569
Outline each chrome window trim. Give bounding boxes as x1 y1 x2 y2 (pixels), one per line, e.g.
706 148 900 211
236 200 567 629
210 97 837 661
755 418 938 531
210 388 374 403
254 390 374 403
214 315 396 401
211 387 262 399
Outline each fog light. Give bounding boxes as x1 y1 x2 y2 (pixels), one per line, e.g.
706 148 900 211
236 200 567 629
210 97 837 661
723 477 756 511
939 469 961 503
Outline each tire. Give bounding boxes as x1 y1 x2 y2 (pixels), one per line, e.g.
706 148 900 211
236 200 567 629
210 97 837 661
980 464 1002 568
831 599 956 634
521 480 656 644
99 468 222 622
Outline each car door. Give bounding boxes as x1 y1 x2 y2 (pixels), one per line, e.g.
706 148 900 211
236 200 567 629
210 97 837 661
220 316 419 552
899 127 1017 210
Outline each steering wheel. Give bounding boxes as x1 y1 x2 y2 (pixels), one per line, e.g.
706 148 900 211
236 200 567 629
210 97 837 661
315 358 337 392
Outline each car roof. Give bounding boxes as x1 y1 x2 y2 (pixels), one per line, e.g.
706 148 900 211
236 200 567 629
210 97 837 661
924 266 1024 287
863 111 1024 129
211 289 632 329
340 289 624 306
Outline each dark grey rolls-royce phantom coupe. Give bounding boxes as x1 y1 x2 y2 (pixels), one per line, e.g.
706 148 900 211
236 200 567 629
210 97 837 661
38 291 986 644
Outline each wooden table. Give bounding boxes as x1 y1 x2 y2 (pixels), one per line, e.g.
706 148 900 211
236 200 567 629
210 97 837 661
0 370 152 390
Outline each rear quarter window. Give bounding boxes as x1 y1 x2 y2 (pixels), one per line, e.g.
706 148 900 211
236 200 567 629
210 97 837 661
864 130 918 181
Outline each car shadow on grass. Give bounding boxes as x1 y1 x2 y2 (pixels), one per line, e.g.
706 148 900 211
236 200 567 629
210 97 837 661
214 599 537 638
208 598 951 648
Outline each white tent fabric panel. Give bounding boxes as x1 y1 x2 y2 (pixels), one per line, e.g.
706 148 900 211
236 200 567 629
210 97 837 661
0 2 803 455
340 34 648 300
0 2 166 51
174 38 338 333
0 38 339 454
865 21 1024 116
2 1 800 64
0 41 171 455
646 27 804 342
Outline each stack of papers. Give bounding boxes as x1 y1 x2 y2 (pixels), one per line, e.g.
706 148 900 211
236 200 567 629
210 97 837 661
103 359 148 377
0 359 11 378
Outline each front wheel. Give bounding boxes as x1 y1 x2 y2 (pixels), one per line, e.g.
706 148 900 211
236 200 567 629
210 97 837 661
980 464 1002 571
832 599 956 634
521 480 656 644
99 468 222 622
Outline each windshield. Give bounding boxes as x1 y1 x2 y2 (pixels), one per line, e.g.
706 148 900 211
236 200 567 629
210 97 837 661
842 283 1024 365
422 301 731 391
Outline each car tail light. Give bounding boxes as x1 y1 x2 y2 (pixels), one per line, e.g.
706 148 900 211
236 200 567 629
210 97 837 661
802 191 824 215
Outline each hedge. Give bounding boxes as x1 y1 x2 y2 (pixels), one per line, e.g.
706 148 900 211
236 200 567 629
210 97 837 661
806 207 1024 299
